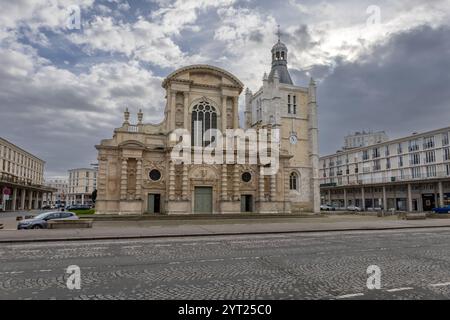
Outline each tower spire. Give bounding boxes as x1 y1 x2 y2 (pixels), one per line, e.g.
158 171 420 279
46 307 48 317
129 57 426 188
276 24 281 42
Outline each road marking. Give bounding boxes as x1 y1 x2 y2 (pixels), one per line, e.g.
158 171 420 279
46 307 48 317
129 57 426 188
336 293 364 299
386 287 413 292
154 244 172 247
39 269 52 272
122 245 142 249
430 282 450 287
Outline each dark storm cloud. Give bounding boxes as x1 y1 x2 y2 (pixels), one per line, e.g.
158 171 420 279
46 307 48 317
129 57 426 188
314 25 450 155
248 30 264 43
286 25 320 51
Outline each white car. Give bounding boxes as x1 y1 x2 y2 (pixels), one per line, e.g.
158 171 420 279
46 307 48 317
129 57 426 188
320 204 335 211
346 205 361 212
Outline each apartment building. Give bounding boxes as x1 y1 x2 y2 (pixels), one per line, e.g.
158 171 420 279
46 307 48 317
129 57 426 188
344 130 388 150
67 168 97 205
43 179 68 207
320 127 450 212
0 137 55 211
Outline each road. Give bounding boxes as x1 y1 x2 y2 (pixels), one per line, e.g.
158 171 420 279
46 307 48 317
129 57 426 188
1 227 450 300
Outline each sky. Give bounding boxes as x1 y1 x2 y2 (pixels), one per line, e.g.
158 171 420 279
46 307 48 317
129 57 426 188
1 0 450 178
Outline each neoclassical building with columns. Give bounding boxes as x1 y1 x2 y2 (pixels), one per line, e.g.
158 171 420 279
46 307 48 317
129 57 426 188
95 39 320 215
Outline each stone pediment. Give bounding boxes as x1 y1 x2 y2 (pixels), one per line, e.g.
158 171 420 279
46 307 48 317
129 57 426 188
162 65 244 93
118 140 146 150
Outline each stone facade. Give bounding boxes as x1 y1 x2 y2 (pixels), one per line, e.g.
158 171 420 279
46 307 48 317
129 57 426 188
0 137 55 211
95 40 320 215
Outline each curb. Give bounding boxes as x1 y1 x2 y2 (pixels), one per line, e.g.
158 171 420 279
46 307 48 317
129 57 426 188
1 224 450 244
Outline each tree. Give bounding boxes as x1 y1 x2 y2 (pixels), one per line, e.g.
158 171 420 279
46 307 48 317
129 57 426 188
92 189 97 203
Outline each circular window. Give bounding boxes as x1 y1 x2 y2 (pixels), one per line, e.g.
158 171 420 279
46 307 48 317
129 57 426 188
242 172 252 183
149 169 161 181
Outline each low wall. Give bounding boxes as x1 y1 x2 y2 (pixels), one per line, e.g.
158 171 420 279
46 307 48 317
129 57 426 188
48 219 94 229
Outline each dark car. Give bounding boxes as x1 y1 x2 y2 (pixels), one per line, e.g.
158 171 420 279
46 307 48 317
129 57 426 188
432 205 450 214
17 211 79 230
66 204 91 211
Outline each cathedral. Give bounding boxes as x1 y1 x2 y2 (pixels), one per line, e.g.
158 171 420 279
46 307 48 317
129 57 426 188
95 36 320 215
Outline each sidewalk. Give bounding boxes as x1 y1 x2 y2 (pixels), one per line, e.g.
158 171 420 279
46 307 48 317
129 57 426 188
1 215 450 243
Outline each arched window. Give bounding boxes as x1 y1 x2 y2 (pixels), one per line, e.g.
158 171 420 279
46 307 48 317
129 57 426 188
289 172 299 191
191 101 217 147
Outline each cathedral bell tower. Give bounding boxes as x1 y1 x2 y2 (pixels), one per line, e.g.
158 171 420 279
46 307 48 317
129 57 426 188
268 26 293 85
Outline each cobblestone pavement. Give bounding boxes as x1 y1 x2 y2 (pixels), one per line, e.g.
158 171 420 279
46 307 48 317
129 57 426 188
1 228 450 300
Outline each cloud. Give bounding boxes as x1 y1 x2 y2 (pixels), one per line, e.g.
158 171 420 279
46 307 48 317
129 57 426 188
0 41 164 176
315 25 450 155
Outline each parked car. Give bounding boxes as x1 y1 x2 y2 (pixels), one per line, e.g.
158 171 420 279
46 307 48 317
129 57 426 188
41 204 52 210
432 205 450 214
17 211 78 230
346 205 361 212
66 204 91 211
320 204 335 211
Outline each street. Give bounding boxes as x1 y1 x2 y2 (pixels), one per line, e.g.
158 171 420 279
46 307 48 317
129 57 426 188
1 227 450 300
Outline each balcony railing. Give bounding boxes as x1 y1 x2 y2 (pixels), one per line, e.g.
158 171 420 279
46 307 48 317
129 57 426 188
320 171 450 187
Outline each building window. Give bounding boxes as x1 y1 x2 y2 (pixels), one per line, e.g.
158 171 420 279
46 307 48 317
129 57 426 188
398 156 403 167
444 147 450 161
446 164 450 176
287 95 291 114
423 136 435 149
409 139 419 152
373 159 381 171
426 165 437 178
411 167 421 179
362 150 369 161
241 172 252 183
386 158 391 169
372 148 380 158
293 95 297 114
149 169 161 181
385 146 390 156
289 172 299 190
443 132 449 146
409 153 420 165
191 101 217 147
425 150 435 163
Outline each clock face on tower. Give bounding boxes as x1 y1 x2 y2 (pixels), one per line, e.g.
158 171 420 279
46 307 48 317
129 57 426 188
289 134 298 145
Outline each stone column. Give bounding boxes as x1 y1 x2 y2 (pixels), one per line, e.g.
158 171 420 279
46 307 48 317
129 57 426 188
136 159 142 200
233 96 239 129
343 188 347 208
120 158 128 200
182 163 188 200
327 190 331 204
170 91 177 131
361 187 365 211
222 96 228 131
169 161 175 200
81 194 85 205
382 186 387 210
438 181 444 207
12 188 17 211
233 165 239 200
183 92 189 130
259 166 265 202
20 189 25 210
98 157 107 200
407 183 412 212
33 192 39 209
221 164 228 200
270 172 276 201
